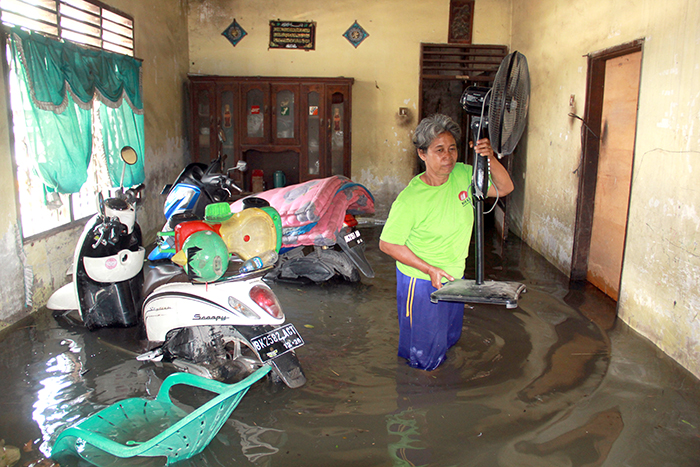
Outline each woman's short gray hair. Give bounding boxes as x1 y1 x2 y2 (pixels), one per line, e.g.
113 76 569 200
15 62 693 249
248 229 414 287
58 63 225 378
412 114 461 152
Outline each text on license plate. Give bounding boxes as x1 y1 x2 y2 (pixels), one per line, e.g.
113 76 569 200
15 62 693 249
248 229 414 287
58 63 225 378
250 323 304 362
344 230 364 248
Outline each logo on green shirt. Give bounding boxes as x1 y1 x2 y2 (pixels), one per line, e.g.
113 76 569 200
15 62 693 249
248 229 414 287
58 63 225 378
459 190 470 207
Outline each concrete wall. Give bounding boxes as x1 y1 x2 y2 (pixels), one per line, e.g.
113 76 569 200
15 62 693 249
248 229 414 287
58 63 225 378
509 0 700 378
187 0 511 218
0 0 191 326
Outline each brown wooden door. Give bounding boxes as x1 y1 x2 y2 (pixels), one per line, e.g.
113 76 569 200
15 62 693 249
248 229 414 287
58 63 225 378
586 51 641 300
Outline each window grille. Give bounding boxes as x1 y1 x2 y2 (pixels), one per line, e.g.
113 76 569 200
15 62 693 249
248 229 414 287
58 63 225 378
0 0 134 56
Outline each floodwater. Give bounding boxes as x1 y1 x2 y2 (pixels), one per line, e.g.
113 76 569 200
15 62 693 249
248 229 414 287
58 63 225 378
1 225 699 466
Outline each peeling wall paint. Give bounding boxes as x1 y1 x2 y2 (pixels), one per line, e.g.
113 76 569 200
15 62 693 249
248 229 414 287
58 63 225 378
0 224 28 326
0 37 26 324
620 147 700 377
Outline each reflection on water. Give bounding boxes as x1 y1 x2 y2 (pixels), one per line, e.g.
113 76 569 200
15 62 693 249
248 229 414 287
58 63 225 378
31 341 90 458
512 406 624 467
231 419 285 463
0 226 698 466
386 408 430 467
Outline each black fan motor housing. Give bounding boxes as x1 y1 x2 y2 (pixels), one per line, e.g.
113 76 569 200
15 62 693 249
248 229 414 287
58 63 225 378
461 86 491 116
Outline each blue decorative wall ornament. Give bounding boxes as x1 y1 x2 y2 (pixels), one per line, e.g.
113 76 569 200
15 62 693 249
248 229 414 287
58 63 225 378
222 19 247 47
343 21 369 48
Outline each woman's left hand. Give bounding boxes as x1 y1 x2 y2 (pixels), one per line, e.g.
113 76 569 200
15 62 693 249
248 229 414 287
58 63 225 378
470 138 514 197
470 138 494 159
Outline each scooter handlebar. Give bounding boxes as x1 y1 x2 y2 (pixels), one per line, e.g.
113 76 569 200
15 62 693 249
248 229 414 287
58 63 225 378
224 177 243 193
124 184 145 205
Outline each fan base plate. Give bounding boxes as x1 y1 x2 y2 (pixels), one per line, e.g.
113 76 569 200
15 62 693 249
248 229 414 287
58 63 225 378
430 279 526 309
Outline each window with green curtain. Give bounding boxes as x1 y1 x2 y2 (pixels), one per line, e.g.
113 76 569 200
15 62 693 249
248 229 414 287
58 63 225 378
8 26 145 196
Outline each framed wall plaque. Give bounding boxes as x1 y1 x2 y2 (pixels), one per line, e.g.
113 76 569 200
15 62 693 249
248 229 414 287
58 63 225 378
269 20 316 50
448 0 474 44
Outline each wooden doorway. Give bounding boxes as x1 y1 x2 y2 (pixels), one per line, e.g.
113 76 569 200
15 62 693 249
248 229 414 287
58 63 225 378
418 43 511 239
571 40 644 300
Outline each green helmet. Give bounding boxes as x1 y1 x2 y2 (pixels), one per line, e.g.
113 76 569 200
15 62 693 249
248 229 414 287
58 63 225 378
178 230 229 283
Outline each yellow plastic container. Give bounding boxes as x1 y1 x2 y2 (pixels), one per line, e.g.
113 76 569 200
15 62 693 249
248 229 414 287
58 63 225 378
219 208 277 260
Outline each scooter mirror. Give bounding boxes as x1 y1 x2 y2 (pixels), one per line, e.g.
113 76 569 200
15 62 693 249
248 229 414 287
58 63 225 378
98 191 106 217
232 160 247 172
121 146 138 165
119 146 138 194
218 128 226 143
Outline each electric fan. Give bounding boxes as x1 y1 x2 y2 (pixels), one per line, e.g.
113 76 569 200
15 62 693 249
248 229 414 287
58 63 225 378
430 51 530 309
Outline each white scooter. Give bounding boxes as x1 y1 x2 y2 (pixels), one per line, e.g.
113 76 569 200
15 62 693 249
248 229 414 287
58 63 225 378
138 262 306 387
48 147 306 388
47 146 145 329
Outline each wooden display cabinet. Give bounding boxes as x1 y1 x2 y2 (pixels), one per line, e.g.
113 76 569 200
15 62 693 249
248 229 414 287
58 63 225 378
188 75 353 192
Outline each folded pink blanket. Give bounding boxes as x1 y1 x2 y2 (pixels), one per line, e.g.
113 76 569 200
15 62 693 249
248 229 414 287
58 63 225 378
231 175 374 248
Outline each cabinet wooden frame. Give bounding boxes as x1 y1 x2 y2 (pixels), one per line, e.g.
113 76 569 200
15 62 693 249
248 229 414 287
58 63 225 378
188 75 353 190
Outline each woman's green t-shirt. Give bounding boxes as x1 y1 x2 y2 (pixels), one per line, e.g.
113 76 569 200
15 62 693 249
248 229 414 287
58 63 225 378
380 163 475 281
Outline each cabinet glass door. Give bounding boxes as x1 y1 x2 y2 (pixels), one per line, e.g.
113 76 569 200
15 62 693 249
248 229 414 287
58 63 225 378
276 89 294 139
220 88 235 163
244 86 267 143
272 84 299 145
306 90 321 175
330 92 346 175
195 87 214 162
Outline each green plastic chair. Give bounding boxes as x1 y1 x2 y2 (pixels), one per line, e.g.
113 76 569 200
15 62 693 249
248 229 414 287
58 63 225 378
50 365 271 466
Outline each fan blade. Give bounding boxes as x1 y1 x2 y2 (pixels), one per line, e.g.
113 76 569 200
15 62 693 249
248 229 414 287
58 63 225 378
488 51 530 155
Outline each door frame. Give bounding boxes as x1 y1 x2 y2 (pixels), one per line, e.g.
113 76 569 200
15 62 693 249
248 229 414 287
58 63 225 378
570 39 644 282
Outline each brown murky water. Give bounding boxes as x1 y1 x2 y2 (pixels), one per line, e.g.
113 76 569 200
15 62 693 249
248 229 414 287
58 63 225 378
1 225 699 466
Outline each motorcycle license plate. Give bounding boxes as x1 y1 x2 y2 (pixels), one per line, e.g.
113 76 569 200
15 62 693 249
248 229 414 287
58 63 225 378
343 229 364 248
250 324 304 362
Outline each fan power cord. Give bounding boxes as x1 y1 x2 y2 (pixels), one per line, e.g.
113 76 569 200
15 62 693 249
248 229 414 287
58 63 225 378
468 167 499 213
484 172 499 214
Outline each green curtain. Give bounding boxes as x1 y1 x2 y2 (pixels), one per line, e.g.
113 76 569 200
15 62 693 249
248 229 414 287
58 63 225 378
8 27 145 193
100 102 145 187
9 33 92 193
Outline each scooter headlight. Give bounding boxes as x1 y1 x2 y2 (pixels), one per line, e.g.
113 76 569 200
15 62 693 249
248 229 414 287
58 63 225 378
249 285 283 319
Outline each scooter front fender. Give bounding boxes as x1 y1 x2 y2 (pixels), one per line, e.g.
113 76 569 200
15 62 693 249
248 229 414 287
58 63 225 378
46 282 78 310
335 228 375 278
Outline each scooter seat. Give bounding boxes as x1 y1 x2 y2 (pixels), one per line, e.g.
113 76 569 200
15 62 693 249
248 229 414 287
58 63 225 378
142 262 189 298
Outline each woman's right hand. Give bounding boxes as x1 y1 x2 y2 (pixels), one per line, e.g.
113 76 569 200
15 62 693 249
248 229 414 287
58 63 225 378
427 266 454 290
380 240 454 289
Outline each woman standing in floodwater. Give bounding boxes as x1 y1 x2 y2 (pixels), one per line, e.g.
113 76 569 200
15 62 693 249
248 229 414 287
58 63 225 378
379 114 514 371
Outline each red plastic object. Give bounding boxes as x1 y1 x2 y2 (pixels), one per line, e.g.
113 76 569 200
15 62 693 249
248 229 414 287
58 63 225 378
174 221 216 250
343 214 358 228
